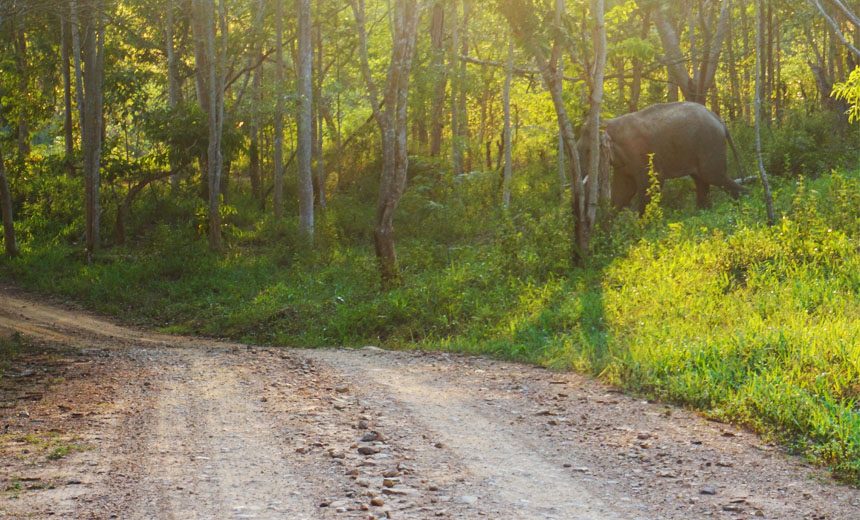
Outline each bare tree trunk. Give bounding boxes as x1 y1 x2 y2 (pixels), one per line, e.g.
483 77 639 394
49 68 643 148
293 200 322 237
584 0 608 236
500 0 597 257
727 8 740 120
654 0 731 105
70 0 85 137
450 1 462 176
0 118 18 257
458 0 472 172
428 1 447 157
274 0 287 218
754 0 776 226
316 6 326 209
249 0 263 206
350 0 423 286
61 19 74 173
629 8 650 112
80 2 105 255
166 0 180 188
191 0 224 250
13 30 30 158
555 0 565 190
297 0 315 239
502 35 513 209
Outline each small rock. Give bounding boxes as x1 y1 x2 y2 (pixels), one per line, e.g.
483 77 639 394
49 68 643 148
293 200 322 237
358 446 380 455
17 410 30 418
382 468 400 478
637 432 652 440
358 420 370 430
335 386 350 393
362 431 382 442
434 442 444 449
722 504 743 512
371 497 385 506
260 396 268 402
658 470 677 478
700 487 717 495
383 478 398 487
456 495 478 505
382 487 417 496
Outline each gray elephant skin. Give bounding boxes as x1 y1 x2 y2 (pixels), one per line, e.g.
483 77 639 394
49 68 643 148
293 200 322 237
601 102 746 212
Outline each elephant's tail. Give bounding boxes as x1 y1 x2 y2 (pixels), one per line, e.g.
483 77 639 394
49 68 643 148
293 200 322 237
725 127 747 180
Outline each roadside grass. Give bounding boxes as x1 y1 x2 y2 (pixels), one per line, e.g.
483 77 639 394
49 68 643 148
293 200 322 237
3 163 860 482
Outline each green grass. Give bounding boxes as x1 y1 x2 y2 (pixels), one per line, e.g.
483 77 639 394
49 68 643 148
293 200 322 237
4 157 860 483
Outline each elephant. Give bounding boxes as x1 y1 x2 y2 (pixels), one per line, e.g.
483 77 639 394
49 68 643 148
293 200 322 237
597 102 746 212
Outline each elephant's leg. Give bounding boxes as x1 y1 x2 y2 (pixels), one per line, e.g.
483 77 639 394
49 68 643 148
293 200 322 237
693 177 711 209
612 175 637 209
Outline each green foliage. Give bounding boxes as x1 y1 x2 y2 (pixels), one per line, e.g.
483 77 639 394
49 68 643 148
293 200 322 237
731 110 857 178
833 67 860 123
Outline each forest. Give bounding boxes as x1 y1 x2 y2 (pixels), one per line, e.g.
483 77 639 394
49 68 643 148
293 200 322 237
2 0 860 483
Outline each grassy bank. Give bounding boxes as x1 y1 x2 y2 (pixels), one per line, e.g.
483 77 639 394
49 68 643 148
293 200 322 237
4 164 860 483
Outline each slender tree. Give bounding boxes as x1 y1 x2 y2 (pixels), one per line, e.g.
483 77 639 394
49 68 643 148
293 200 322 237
190 0 225 250
275 0 287 219
297 0 314 238
755 0 776 225
79 0 106 254
0 101 18 257
350 0 424 285
502 35 513 209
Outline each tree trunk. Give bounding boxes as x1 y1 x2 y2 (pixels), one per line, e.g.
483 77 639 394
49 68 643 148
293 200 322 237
754 0 776 226
428 1 447 158
458 0 472 172
0 124 18 257
727 8 740 120
297 0 315 239
61 19 74 173
584 0 608 245
249 0 263 207
191 0 224 250
654 0 731 106
450 1 461 176
629 8 650 112
316 6 326 209
500 0 597 257
14 30 30 158
166 0 181 189
502 36 513 209
274 0 286 218
81 2 105 255
350 0 422 286
70 0 85 137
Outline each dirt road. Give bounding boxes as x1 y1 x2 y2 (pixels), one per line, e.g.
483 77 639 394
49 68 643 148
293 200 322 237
1 288 859 519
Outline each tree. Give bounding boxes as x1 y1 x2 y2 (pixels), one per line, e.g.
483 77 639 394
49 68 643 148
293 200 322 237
651 0 732 105
350 0 424 285
77 0 106 254
0 99 18 257
502 34 513 209
297 0 315 239
499 0 607 258
190 0 226 250
274 0 287 219
755 0 776 226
